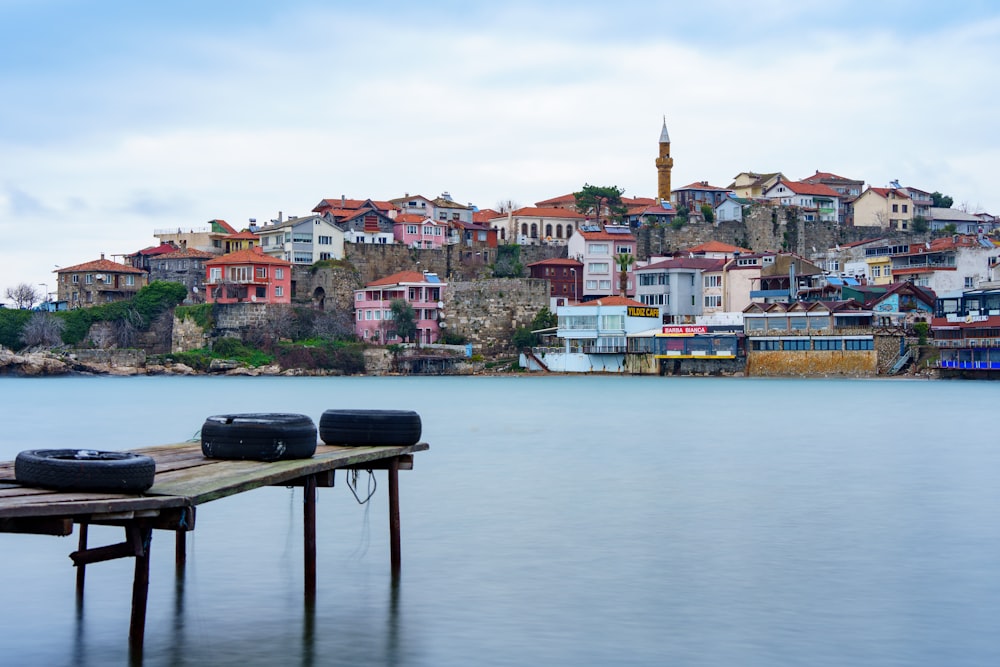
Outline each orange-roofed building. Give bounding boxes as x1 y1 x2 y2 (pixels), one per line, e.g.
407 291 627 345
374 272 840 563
354 271 446 345
204 247 292 304
55 254 149 309
567 225 637 299
683 240 753 260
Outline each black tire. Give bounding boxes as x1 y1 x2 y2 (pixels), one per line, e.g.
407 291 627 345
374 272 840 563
15 449 156 494
201 413 317 461
319 409 422 447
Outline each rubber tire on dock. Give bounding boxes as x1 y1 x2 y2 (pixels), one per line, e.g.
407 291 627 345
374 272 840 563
201 413 317 461
14 449 156 494
319 409 422 447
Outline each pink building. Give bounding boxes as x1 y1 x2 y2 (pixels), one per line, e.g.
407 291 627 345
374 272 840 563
393 214 448 249
204 247 292 304
354 271 446 345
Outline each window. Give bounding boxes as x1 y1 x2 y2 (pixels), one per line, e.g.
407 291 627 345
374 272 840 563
589 262 609 274
892 204 899 213
902 205 908 213
406 225 418 235
374 310 381 320
72 274 80 284
704 275 721 288
845 338 874 350
616 245 632 255
872 265 881 278
210 268 222 282
423 226 433 236
365 310 372 320
356 292 364 301
275 268 284 280
588 243 609 255
125 275 135 286
704 295 722 308
782 339 809 350
85 274 93 285
230 266 251 282
599 280 612 290
318 235 332 245
965 277 975 288
790 317 808 331
256 267 267 279
814 339 842 351
275 286 283 297
586 280 598 290
320 252 331 260
601 315 625 330
357 311 363 320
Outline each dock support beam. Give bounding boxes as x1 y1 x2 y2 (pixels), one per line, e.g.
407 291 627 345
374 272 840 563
128 522 153 656
389 457 401 576
304 474 317 600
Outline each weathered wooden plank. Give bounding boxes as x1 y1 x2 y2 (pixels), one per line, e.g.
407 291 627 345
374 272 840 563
0 442 428 519
0 516 74 535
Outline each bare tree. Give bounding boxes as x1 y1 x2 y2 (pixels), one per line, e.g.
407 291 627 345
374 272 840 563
495 199 521 214
4 283 41 309
114 307 145 348
21 312 65 348
312 309 355 340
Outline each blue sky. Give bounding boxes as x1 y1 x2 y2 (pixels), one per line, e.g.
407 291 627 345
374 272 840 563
3 1 1000 298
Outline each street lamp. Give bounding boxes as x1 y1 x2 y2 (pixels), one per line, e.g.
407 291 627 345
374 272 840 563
38 283 48 306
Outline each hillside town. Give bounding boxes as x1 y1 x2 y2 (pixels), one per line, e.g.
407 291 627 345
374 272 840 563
5 119 1000 378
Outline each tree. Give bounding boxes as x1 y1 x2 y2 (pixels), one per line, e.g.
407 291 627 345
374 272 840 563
931 191 953 208
614 252 635 296
21 311 65 348
390 299 417 345
911 215 929 233
496 199 521 214
574 184 627 225
5 283 40 309
700 203 715 224
493 245 523 278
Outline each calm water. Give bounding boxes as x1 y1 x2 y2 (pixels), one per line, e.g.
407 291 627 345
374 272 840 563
1 375 999 666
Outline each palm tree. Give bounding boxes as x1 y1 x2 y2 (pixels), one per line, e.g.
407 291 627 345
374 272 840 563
614 252 634 297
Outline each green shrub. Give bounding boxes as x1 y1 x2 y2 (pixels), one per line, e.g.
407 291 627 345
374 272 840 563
176 303 213 329
0 309 32 350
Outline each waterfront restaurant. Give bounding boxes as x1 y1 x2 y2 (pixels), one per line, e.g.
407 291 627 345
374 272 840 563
931 287 1000 374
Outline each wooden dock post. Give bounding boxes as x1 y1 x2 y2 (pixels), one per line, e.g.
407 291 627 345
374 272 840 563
128 521 153 656
304 474 317 600
388 457 401 576
76 522 88 598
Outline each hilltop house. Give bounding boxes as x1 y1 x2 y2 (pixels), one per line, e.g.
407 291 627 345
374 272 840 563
762 180 841 223
148 247 216 304
567 225 637 299
852 187 914 230
489 207 586 245
889 234 1000 293
204 247 292 305
55 255 148 309
394 214 448 249
153 219 238 255
256 214 346 263
527 258 583 308
354 271 446 345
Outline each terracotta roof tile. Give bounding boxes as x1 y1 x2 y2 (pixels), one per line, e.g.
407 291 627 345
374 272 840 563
205 247 292 266
366 270 440 287
572 295 646 308
56 258 146 274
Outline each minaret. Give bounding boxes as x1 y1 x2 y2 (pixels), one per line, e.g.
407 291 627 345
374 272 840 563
655 116 673 203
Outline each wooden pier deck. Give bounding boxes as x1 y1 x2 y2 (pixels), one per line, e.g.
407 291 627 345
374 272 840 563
0 440 428 656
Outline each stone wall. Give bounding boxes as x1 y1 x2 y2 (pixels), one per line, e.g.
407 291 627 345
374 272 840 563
69 348 146 367
213 303 273 336
636 204 934 260
746 350 877 377
293 265 363 313
172 315 208 353
445 278 550 353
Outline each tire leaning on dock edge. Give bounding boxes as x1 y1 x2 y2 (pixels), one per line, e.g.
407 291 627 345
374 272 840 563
319 409 422 447
14 449 156 493
201 413 318 461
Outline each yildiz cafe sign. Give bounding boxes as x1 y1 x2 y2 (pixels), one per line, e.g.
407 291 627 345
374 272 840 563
627 306 660 318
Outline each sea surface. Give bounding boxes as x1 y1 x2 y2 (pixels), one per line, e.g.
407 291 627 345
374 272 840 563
1 375 999 667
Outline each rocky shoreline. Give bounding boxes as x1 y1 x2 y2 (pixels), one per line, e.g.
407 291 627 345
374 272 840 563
0 348 350 377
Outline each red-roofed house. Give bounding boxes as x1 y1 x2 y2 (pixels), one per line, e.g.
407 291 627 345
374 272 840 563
154 219 239 255
527 258 584 307
684 240 753 260
55 254 149 309
567 226 637 299
204 247 292 304
354 271 446 345
312 197 397 216
635 257 726 322
852 187 914 230
149 247 217 304
488 207 586 245
394 214 447 249
672 181 735 209
762 180 842 222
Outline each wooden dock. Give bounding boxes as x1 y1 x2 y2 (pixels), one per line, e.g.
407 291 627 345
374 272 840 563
0 440 428 656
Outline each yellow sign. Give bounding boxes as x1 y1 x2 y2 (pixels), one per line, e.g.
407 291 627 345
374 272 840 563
627 306 660 318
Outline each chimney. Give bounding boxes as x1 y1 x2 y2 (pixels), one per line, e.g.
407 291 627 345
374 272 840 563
100 253 105 260
341 195 346 207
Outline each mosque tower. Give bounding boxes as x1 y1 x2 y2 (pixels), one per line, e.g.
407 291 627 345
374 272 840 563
655 116 673 203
